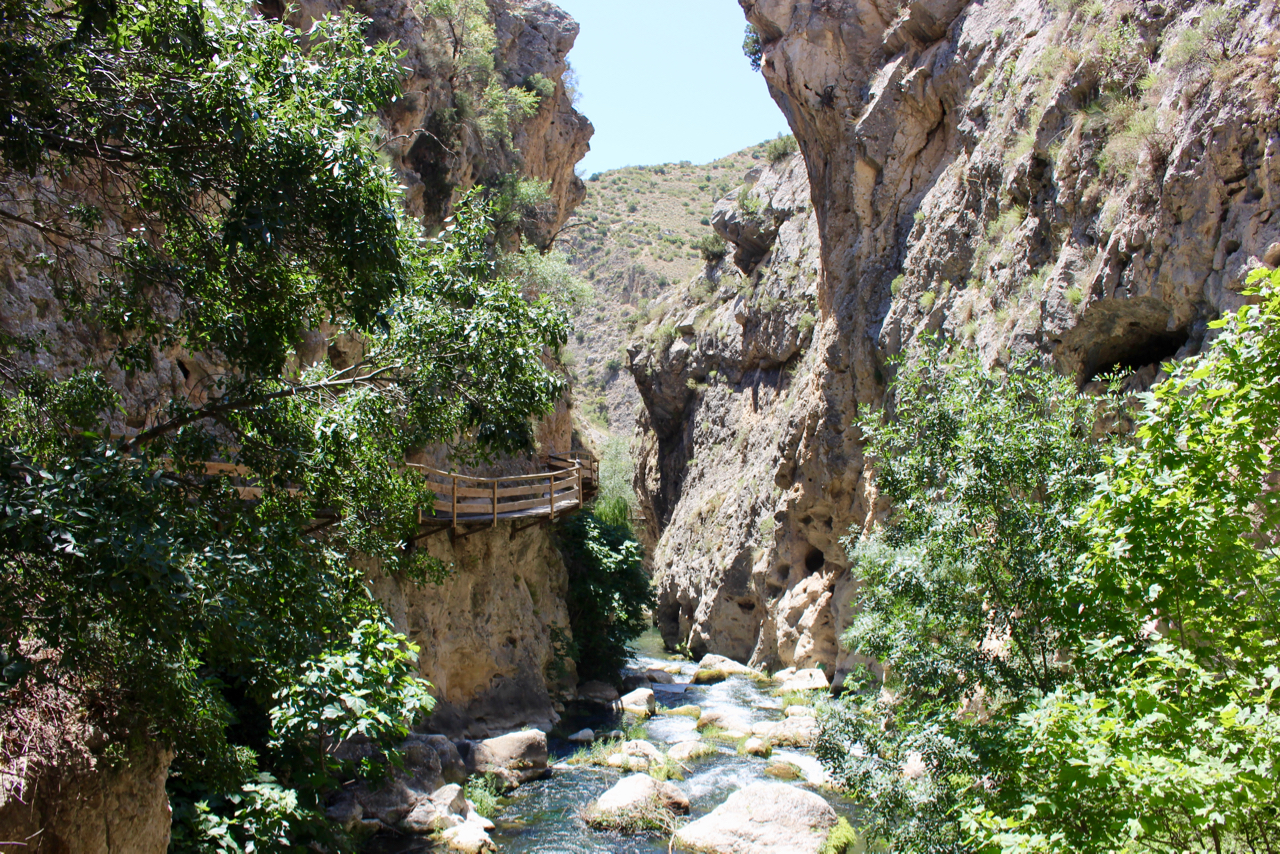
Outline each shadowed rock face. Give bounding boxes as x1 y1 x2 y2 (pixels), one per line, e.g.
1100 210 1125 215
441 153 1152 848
635 0 1280 684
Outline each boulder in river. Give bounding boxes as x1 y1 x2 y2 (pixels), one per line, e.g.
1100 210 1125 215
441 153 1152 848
777 668 830 693
766 715 819 748
668 740 716 762
764 759 803 780
439 821 497 853
692 668 728 684
473 729 549 788
646 668 676 684
742 737 772 758
698 654 760 677
567 728 595 743
585 773 690 831
673 782 837 854
620 687 657 716
667 704 702 717
400 783 468 833
696 709 749 732
605 739 665 771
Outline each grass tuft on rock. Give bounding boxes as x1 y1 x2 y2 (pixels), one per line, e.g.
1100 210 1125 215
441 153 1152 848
568 735 624 767
583 795 683 835
464 773 504 819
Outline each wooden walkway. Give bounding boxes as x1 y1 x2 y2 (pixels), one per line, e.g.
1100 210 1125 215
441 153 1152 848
412 452 598 536
159 450 598 538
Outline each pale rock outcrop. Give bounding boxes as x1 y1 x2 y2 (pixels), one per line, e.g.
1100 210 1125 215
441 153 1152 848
673 782 837 854
634 0 1280 693
777 668 829 693
0 746 172 854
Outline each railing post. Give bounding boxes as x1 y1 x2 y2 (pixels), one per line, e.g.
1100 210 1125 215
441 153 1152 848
548 474 555 521
492 479 498 527
451 474 458 530
576 464 582 510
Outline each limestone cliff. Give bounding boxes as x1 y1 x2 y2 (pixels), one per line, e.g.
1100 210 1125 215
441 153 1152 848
635 0 1280 688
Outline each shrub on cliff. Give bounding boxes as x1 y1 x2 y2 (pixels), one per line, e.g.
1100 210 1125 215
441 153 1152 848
556 510 652 685
822 269 1280 853
766 134 798 164
816 346 1115 852
0 0 569 848
695 234 728 265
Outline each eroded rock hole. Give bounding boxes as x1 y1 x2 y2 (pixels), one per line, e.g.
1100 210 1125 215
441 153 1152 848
804 547 826 575
1085 324 1189 384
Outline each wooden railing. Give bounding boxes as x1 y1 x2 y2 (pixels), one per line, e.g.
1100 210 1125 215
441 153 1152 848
411 463 586 529
125 439 599 535
544 451 599 495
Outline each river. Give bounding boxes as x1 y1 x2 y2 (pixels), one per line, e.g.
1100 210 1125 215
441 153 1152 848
482 629 860 853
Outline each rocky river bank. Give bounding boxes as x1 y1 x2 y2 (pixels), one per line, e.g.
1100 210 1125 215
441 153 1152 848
362 630 857 853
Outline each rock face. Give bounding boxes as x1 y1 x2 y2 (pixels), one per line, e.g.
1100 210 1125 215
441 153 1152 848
0 746 173 854
369 516 576 737
673 782 837 854
286 0 592 241
634 0 1280 688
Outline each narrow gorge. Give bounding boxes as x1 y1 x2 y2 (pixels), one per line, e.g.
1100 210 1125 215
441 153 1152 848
2 0 1278 852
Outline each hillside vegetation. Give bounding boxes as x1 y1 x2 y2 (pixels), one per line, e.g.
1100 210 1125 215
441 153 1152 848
557 139 789 432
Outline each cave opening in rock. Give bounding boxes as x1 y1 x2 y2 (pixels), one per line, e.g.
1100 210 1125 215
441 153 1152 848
804 547 825 575
1084 325 1190 384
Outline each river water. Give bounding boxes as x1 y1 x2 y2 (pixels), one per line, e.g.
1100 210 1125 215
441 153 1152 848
484 630 860 853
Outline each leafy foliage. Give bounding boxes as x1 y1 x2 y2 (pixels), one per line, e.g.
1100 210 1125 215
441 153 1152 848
966 268 1280 853
823 271 1280 853
0 0 570 849
743 24 763 72
556 510 652 684
765 134 798 164
694 234 728 265
816 346 1117 852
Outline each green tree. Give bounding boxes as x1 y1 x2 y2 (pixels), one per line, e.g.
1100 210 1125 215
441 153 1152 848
743 24 763 72
967 269 1280 854
816 346 1116 853
556 511 652 685
0 0 569 847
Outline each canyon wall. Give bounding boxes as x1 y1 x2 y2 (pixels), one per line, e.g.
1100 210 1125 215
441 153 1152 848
634 0 1280 688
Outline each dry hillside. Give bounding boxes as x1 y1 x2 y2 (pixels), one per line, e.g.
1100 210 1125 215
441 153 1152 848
558 137 796 434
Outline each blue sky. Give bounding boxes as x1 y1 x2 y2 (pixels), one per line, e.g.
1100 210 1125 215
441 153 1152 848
551 0 791 175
